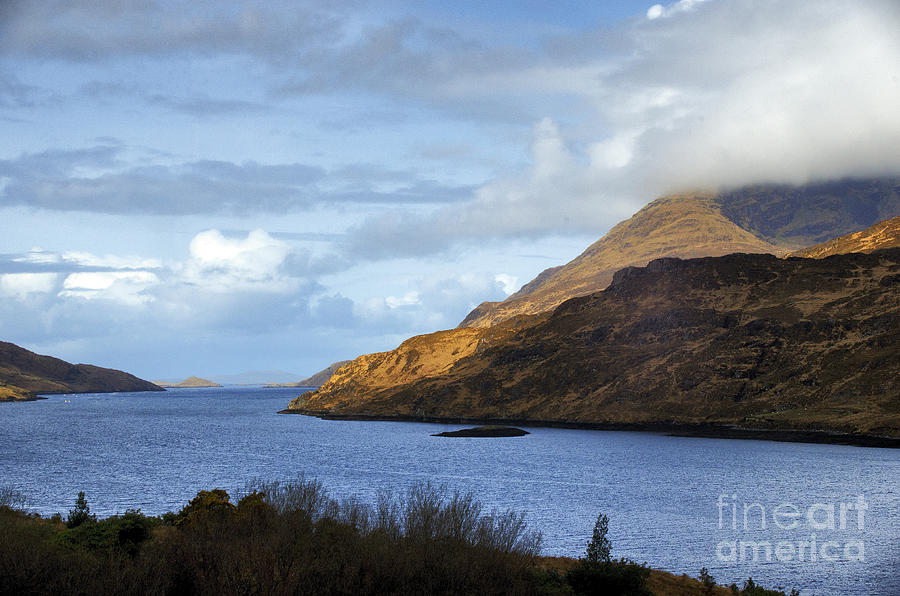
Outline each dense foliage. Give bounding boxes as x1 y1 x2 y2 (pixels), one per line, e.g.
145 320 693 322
0 484 799 595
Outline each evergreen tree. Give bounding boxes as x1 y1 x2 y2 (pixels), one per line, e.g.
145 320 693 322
66 491 95 528
585 512 611 564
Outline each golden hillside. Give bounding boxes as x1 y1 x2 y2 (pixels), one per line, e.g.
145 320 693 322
787 216 900 258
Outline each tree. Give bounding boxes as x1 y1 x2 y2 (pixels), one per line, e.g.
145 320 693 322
66 491 96 528
585 512 611 564
699 567 716 595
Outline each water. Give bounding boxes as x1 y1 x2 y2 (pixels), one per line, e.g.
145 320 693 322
1 387 897 595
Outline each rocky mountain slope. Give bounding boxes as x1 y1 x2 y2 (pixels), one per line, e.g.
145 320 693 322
288 249 900 438
787 216 900 258
462 178 900 328
0 341 164 397
461 194 781 328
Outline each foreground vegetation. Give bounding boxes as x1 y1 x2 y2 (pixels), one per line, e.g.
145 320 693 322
1 483 795 595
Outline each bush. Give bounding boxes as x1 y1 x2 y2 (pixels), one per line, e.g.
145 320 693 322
58 509 156 557
566 560 652 596
0 480 551 595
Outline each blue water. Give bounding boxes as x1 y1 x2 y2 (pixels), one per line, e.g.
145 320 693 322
1 387 897 595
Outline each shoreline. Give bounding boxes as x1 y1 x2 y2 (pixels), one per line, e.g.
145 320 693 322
0 395 47 402
278 408 900 448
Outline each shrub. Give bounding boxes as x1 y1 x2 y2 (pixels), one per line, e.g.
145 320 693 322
566 560 652 596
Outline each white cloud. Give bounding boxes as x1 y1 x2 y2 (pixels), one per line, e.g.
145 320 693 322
180 229 297 292
495 273 518 296
62 251 162 270
349 0 900 257
385 291 420 309
647 0 712 20
60 271 159 305
0 272 58 299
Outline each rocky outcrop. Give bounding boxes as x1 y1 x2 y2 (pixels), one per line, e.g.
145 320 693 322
0 341 164 395
432 426 529 437
288 249 900 438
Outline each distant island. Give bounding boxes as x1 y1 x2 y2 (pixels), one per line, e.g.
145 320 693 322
432 426 529 437
154 376 222 388
0 341 163 401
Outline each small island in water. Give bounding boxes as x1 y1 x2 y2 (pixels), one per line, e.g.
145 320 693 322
154 376 222 388
432 425 529 438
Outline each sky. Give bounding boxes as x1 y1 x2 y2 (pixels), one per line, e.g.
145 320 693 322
1 0 899 381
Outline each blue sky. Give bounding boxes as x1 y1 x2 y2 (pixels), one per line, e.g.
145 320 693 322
1 0 899 380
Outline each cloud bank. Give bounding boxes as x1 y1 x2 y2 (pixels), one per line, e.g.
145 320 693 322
345 0 900 256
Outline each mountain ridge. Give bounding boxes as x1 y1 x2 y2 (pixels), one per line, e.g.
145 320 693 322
0 341 164 398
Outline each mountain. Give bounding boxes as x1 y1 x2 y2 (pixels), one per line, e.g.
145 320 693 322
462 178 900 328
284 179 900 416
155 376 222 388
461 194 781 328
0 341 163 397
786 216 900 259
286 249 900 439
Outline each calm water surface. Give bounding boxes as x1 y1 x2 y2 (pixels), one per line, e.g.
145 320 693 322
1 387 897 595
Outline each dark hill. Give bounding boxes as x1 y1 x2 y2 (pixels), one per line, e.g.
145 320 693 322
0 341 163 395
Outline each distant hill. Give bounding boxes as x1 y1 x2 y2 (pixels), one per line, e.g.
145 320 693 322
155 376 222 388
0 341 163 398
288 249 900 439
787 216 900 259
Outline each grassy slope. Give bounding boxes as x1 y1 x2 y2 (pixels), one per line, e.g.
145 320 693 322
0 383 37 401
